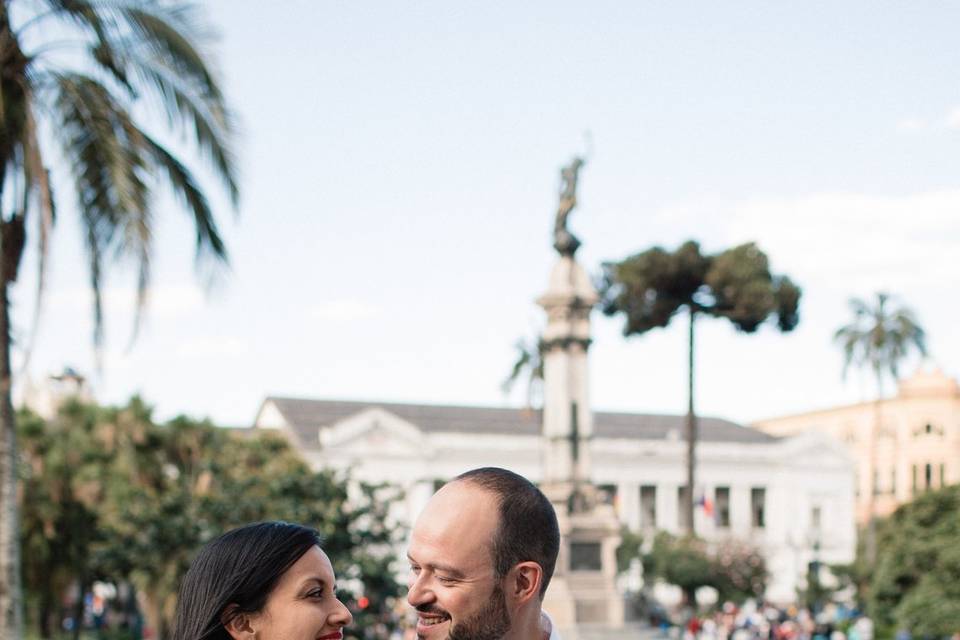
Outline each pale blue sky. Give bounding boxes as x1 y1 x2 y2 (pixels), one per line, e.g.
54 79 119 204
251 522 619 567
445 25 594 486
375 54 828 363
16 1 960 425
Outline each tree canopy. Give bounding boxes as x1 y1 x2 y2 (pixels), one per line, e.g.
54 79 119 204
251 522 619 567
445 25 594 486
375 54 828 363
600 240 800 531
870 485 960 637
18 397 404 640
634 531 767 607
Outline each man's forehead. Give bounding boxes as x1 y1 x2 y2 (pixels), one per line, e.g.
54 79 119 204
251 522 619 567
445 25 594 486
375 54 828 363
409 481 499 560
422 481 498 518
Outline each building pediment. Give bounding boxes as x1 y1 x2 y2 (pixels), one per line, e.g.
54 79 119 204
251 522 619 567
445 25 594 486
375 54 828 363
254 399 289 430
319 407 431 457
777 431 852 469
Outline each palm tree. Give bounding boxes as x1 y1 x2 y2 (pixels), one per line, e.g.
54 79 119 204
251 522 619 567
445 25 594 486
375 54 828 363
601 241 801 534
501 335 544 410
834 292 926 560
0 1 237 634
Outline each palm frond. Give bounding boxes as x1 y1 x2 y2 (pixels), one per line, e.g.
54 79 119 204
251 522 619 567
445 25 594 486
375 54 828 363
35 0 239 202
834 292 927 389
53 71 152 348
17 103 57 371
10 0 236 358
128 56 238 204
119 3 222 101
501 341 532 395
501 336 544 409
141 134 226 262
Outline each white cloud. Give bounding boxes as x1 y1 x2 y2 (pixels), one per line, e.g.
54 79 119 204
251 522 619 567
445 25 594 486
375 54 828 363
722 190 960 293
308 299 380 322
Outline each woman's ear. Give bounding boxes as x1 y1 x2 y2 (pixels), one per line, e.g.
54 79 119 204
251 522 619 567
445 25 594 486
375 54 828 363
508 561 544 606
222 605 255 640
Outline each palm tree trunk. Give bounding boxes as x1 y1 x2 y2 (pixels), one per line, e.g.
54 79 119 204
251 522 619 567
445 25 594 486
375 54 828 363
0 268 23 639
865 369 882 563
0 190 27 637
684 306 697 535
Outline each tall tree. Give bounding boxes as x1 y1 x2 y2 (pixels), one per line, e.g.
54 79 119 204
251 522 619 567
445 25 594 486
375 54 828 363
0 1 237 635
834 292 926 560
601 241 800 534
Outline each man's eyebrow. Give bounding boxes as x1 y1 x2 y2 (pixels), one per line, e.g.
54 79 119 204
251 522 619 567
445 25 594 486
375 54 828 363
406 553 467 579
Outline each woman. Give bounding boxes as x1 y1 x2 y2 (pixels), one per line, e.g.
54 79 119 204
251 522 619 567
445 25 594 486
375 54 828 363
172 521 353 640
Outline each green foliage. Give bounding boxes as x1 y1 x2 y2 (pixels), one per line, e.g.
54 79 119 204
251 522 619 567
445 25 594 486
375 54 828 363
869 485 960 637
616 527 644 574
829 532 873 610
711 540 767 603
600 240 801 335
18 398 404 640
642 532 767 607
645 533 714 605
834 292 927 384
1 0 238 344
2 4 238 634
501 335 544 409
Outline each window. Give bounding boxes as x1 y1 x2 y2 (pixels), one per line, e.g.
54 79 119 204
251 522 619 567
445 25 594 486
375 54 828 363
598 483 618 507
751 488 766 528
925 463 933 490
873 470 880 496
940 463 946 488
890 468 896 495
640 485 657 529
811 506 822 530
912 464 918 494
570 542 602 571
678 486 690 531
715 486 731 528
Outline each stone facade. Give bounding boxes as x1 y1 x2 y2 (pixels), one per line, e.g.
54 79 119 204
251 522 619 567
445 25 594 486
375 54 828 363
753 367 960 524
253 398 856 605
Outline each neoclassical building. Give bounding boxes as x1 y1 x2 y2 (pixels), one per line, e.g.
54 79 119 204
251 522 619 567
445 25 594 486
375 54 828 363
753 367 960 524
253 397 856 604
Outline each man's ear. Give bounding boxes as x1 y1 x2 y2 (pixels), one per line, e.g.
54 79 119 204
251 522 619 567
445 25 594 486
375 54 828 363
221 605 255 640
507 561 544 606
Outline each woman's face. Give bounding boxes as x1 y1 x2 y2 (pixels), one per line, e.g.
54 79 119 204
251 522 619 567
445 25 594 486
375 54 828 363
247 545 352 640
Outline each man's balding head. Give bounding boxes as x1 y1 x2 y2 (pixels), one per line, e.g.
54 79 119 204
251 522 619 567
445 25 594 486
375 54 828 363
453 467 560 598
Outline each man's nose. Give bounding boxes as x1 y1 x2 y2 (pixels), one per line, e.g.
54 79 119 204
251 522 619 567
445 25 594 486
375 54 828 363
406 573 433 607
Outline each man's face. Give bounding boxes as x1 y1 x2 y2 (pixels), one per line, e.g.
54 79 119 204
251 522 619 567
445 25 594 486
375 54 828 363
406 481 512 640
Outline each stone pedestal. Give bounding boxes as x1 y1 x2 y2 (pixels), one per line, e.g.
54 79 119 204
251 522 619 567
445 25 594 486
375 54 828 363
544 500 625 639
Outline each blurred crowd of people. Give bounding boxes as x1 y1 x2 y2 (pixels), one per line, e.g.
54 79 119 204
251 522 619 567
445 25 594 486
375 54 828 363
657 601 876 640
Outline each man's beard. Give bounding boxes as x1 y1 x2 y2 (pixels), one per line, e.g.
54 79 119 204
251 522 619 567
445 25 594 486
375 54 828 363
416 583 511 640
448 583 510 640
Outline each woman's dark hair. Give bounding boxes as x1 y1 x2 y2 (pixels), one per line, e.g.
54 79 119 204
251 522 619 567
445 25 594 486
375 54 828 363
171 521 321 640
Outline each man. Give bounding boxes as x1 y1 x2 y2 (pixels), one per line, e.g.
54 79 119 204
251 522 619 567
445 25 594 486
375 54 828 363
406 467 561 640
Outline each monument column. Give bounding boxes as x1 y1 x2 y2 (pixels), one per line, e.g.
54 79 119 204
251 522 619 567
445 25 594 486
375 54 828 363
538 157 624 638
538 254 597 500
